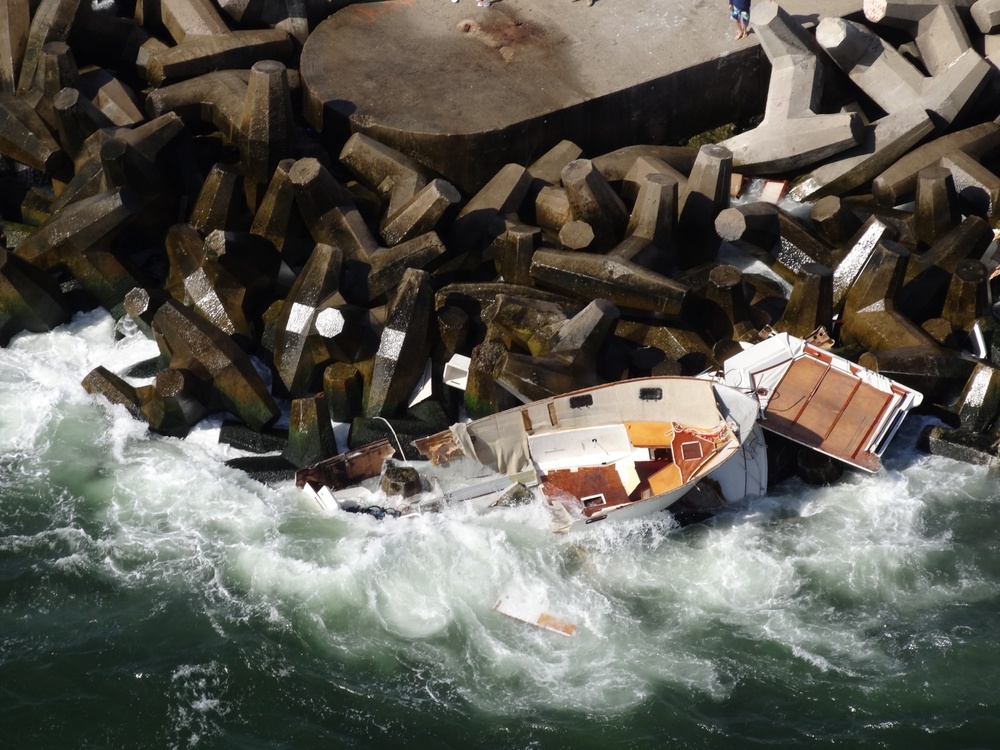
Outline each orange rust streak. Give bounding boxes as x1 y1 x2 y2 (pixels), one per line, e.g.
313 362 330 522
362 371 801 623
536 613 577 636
353 0 416 24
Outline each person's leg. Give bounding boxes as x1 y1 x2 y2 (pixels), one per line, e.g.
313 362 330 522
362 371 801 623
735 11 748 38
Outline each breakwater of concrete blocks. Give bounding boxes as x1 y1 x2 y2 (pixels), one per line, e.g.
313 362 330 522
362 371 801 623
2 0 1000 482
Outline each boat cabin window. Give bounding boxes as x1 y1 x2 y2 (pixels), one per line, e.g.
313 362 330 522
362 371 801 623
639 387 663 401
680 441 703 461
582 494 606 508
569 394 594 409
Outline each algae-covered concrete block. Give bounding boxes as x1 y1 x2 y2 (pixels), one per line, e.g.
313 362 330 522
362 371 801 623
0 245 72 345
273 242 343 395
0 0 29 94
152 298 280 430
530 248 688 318
561 158 629 251
365 268 434 419
283 393 337 469
239 60 294 212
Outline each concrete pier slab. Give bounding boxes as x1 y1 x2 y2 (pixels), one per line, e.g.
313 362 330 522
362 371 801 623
299 0 789 191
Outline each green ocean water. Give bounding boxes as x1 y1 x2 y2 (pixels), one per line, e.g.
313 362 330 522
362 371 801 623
3 311 1000 748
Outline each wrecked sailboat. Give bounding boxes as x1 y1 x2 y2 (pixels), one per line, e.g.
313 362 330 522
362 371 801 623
296 332 922 532
299 376 766 532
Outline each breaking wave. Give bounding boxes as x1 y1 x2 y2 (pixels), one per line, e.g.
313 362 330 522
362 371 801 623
2 311 999 746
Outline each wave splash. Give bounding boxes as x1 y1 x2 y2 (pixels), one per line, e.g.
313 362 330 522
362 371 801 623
1 311 996 737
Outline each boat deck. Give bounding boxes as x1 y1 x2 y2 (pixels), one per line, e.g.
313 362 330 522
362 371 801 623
762 353 893 471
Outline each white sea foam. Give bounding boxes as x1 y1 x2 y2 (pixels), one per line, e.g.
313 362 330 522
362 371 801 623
2 311 997 721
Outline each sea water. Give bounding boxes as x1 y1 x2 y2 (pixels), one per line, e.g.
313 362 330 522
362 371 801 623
2 310 999 748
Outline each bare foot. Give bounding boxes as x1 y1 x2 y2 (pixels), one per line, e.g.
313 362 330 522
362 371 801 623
734 30 745 39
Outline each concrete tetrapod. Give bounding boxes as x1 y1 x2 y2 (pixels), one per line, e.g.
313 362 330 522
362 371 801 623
148 0 231 44
0 91 71 179
340 132 436 209
51 86 114 160
81 365 143 420
145 29 294 87
871 120 1000 206
816 16 991 131
972 0 1000 32
0 0 29 94
788 106 934 202
380 179 461 247
775 263 834 340
283 393 338 469
530 248 688 318
273 242 343 396
250 158 312 263
810 196 862 248
941 258 990 332
627 172 678 255
864 0 976 76
493 220 541 287
0 245 72 346
151 298 280 431
913 165 962 247
189 163 249 234
365 267 434 419
140 367 209 438
721 1 861 174
937 151 1000 226
489 298 620 404
16 0 80 97
897 215 994 322
239 60 295 212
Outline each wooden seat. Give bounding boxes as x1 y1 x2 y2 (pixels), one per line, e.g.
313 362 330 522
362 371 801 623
647 463 683 495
